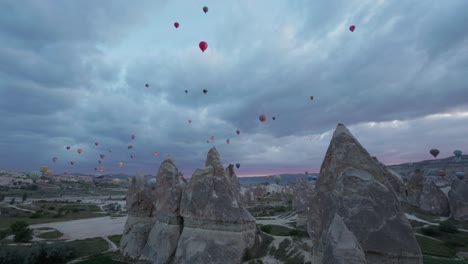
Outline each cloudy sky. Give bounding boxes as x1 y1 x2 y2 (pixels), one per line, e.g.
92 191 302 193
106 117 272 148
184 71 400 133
1 0 467 177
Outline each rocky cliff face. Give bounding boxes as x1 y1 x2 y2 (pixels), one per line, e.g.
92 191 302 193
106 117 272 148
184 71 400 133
140 158 185 263
448 179 468 221
406 169 450 215
174 147 256 263
120 172 156 258
308 124 423 264
293 177 314 231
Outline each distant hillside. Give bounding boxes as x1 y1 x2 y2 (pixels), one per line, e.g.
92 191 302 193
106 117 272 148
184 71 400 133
238 173 319 187
387 155 467 177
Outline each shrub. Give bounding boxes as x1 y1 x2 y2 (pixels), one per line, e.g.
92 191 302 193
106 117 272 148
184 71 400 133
261 225 272 234
421 227 440 237
439 221 458 233
10 221 33 243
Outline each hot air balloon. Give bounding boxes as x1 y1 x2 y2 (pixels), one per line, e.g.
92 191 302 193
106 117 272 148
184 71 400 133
455 171 465 179
95 142 99 146
236 130 240 135
98 160 102 164
128 145 134 150
70 161 75 165
66 146 70 150
206 140 210 144
274 174 281 184
145 83 149 88
203 89 208 94
46 170 53 176
131 134 136 140
77 149 83 154
154 152 159 156
203 6 208 13
100 166 104 172
185 90 188 94
52 157 58 163
259 114 267 123
199 41 208 52
235 163 240 169
305 171 308 175
112 179 121 185
148 178 157 187
226 139 230 144
174 22 179 28
211 136 215 141
109 148 112 153
188 119 192 124
118 162 124 167
454 150 462 158
430 149 440 158
130 155 134 159
94 167 98 171
272 117 276 120
310 96 314 101
349 25 356 32
100 154 106 159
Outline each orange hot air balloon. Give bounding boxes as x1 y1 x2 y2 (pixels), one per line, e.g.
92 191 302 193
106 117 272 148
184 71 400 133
199 41 208 52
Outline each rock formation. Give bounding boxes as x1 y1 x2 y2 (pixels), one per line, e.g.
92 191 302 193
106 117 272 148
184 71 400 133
293 177 314 231
406 169 450 215
174 147 257 263
448 179 468 221
140 158 185 263
322 214 367 264
120 173 156 258
308 124 423 264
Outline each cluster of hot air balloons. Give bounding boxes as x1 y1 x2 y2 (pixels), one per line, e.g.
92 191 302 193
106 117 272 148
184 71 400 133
429 149 463 159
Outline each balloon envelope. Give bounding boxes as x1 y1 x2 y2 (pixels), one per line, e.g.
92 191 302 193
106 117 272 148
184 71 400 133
199 41 208 52
203 6 208 13
174 22 179 28
259 114 267 123
349 25 356 32
454 150 462 157
430 149 440 158
235 163 240 168
455 171 464 179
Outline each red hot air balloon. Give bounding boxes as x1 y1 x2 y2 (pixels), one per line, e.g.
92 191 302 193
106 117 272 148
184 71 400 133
66 146 70 150
77 149 83 154
128 145 134 150
188 119 192 124
203 89 208 94
131 134 136 140
98 160 102 164
95 142 99 146
349 25 356 32
145 83 149 88
199 41 208 52
154 152 159 156
259 114 267 123
211 136 215 141
236 130 240 135
174 22 179 28
118 162 123 167
203 6 208 13
130 155 134 159
70 161 75 165
109 148 112 153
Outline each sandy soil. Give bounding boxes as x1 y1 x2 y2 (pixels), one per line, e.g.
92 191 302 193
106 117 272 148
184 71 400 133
30 216 128 241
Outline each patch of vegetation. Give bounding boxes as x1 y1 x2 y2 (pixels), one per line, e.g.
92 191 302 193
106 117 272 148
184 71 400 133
77 253 128 264
108 234 122 247
36 229 64 239
439 221 459 233
0 242 77 264
10 221 33 243
259 224 296 236
423 255 468 264
421 227 441 237
66 237 109 257
0 228 12 240
416 236 453 257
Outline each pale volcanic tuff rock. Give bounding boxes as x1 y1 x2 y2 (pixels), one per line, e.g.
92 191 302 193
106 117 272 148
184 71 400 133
140 157 185 263
449 179 468 221
293 177 314 231
308 124 423 264
406 169 450 215
174 147 256 264
120 172 156 258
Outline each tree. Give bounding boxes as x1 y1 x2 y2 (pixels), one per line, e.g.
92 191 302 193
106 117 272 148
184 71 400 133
10 198 15 205
10 221 33 243
22 193 28 202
